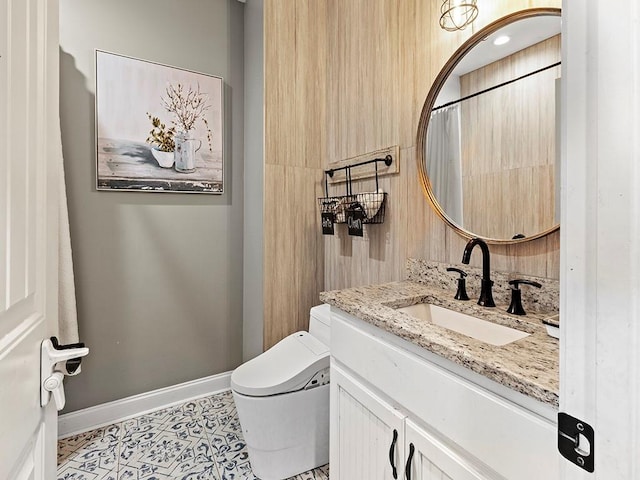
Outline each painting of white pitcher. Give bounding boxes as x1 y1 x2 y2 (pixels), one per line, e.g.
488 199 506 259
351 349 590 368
95 50 224 193
174 133 202 173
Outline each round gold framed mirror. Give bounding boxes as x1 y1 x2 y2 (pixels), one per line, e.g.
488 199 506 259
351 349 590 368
417 8 561 244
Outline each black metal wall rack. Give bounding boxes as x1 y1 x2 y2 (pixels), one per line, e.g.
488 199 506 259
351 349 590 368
318 155 392 236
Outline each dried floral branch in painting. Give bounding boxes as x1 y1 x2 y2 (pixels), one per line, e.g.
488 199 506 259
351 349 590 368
146 113 175 152
161 83 213 151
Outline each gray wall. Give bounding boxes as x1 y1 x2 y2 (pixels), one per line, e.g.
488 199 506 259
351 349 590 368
242 0 264 361
60 0 245 412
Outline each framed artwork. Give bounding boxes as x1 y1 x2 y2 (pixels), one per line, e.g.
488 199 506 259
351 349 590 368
95 50 224 193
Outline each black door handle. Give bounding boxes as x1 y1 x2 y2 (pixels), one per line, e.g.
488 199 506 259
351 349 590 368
405 443 415 480
388 429 399 479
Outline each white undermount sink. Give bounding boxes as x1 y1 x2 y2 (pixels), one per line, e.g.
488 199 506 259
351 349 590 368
396 303 530 346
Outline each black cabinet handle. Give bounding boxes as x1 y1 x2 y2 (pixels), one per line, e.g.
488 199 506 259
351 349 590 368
405 443 415 480
388 429 398 479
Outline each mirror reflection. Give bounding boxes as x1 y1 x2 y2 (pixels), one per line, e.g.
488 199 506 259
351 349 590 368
424 13 561 242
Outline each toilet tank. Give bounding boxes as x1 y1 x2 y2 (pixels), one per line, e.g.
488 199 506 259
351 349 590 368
309 304 331 346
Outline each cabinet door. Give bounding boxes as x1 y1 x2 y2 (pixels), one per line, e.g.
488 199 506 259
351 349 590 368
331 363 406 480
405 419 496 480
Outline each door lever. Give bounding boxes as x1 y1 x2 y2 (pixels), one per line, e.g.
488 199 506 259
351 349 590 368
41 337 89 410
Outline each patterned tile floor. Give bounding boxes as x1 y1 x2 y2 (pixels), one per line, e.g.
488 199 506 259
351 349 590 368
57 390 329 480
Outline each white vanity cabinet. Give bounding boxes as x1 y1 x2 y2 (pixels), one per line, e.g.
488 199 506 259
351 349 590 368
330 365 406 480
329 307 561 480
331 364 491 480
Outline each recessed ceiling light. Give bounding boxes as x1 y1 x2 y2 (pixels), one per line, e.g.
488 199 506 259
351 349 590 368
493 35 510 46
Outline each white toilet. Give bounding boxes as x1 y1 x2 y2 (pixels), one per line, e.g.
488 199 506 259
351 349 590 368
231 304 331 480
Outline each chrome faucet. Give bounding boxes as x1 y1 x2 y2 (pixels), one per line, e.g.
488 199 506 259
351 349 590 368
461 238 496 307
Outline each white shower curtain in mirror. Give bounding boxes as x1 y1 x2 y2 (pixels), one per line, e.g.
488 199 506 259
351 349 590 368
427 105 463 225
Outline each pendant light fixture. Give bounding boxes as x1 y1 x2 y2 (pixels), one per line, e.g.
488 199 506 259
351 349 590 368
439 0 479 32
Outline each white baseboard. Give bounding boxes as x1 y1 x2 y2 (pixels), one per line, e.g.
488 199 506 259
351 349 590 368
58 371 232 439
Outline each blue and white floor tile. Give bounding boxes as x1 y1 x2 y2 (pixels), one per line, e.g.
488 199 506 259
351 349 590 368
58 391 329 480
57 424 121 480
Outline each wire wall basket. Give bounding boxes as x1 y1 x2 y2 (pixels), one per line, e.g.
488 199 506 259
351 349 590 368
317 155 391 236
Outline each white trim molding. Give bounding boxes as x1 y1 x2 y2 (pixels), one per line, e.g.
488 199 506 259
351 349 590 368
58 371 232 438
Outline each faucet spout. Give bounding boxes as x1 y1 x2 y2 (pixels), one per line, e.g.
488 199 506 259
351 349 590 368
461 238 496 307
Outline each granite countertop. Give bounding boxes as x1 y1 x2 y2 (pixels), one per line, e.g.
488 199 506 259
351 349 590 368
320 280 559 407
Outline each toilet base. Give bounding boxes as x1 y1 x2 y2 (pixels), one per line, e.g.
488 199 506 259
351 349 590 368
232 385 330 480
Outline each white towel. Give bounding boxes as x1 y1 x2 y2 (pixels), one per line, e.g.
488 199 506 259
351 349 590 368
58 133 79 345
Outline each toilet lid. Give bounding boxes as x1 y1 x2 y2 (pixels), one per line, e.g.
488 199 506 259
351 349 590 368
231 331 329 397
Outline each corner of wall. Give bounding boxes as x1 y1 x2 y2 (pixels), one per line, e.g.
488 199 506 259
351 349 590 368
242 0 265 362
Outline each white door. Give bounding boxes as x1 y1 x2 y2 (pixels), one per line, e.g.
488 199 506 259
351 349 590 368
0 0 61 478
561 0 640 478
330 364 406 480
404 419 492 480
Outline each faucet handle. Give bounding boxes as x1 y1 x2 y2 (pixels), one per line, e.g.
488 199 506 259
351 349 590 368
446 267 467 278
507 279 542 315
509 279 542 290
446 267 470 301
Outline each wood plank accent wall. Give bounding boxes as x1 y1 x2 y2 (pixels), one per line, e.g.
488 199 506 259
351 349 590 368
264 1 327 349
264 0 561 349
